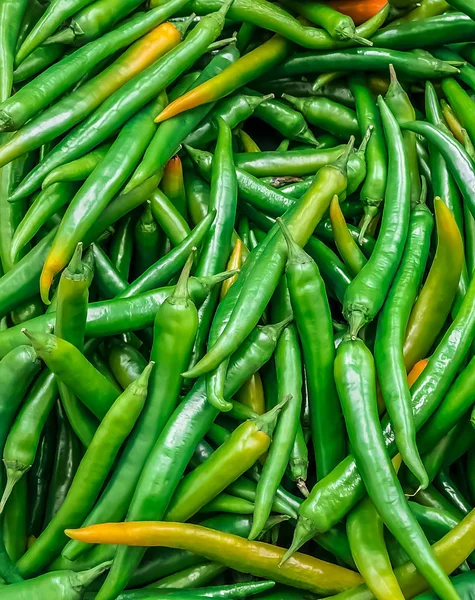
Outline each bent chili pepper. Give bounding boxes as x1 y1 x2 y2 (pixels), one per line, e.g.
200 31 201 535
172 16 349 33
41 144 112 189
62 255 198 562
331 337 459 600
248 280 302 540
0 0 190 132
10 3 232 202
403 198 464 371
16 363 153 577
66 522 363 596
290 265 475 556
374 194 433 487
165 400 285 522
279 218 345 480
39 95 167 303
183 140 353 379
93 317 291 600
47 0 144 46
55 243 97 447
343 96 410 337
329 195 367 276
125 43 240 194
0 23 183 170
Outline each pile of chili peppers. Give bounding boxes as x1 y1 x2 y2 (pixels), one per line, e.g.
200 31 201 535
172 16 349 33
1 0 475 598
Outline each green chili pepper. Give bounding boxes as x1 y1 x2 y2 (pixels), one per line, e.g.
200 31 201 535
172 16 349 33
47 0 144 46
0 0 193 133
133 201 162 279
149 189 191 247
291 269 475 550
126 43 240 194
16 0 98 64
55 242 97 446
278 218 344 482
331 337 459 600
385 65 421 205
403 198 464 371
2 476 26 562
184 93 271 148
349 73 387 240
62 255 198 562
435 470 472 517
27 411 56 538
91 244 127 300
282 94 359 140
1 562 111 600
17 363 152 577
374 194 433 487
0 369 58 512
193 118 237 373
11 3 232 202
329 195 367 276
371 12 475 49
43 402 82 527
347 496 405 600
10 182 78 264
343 96 410 337
41 143 112 189
120 211 216 299
13 44 65 83
165 401 285 522
184 141 353 379
0 23 182 171
271 47 459 80
0 273 234 358
40 96 167 303
184 166 210 227
22 330 119 421
93 317 291 600
248 280 302 540
109 215 135 282
161 155 188 219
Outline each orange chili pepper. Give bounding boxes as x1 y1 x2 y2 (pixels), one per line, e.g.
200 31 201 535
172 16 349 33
154 35 292 123
407 359 429 389
326 0 389 25
66 521 363 595
161 155 187 218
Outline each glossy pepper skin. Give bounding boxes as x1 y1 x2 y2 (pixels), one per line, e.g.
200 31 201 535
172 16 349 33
66 522 363 595
248 279 302 540
0 25 182 172
0 274 234 358
39 95 167 303
0 0 191 133
16 363 153 577
403 199 464 371
291 269 475 550
333 337 459 600
343 97 410 337
94 318 291 600
374 197 434 487
280 218 344 480
165 402 284 522
0 562 111 600
183 140 353 379
126 43 240 194
10 4 231 202
55 243 97 447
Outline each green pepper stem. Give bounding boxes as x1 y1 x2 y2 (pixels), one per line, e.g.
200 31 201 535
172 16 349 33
129 361 155 396
45 27 76 45
281 94 304 113
174 13 197 37
334 136 355 172
358 126 373 155
254 394 291 437
71 561 113 591
259 315 293 344
348 309 366 339
280 516 317 565
0 466 25 513
171 249 196 301
416 176 428 206
277 217 311 266
349 33 373 47
199 268 240 289
218 0 235 17
67 242 84 276
207 35 237 51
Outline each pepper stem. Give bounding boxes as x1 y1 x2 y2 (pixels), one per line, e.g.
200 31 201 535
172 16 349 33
174 13 196 37
260 314 293 344
45 27 76 45
416 175 428 206
358 126 373 155
0 466 25 513
208 35 237 51
71 561 113 592
280 517 316 565
253 394 291 437
277 217 310 266
128 362 155 396
349 33 373 47
172 248 196 301
67 242 84 276
347 309 366 339
281 94 304 112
